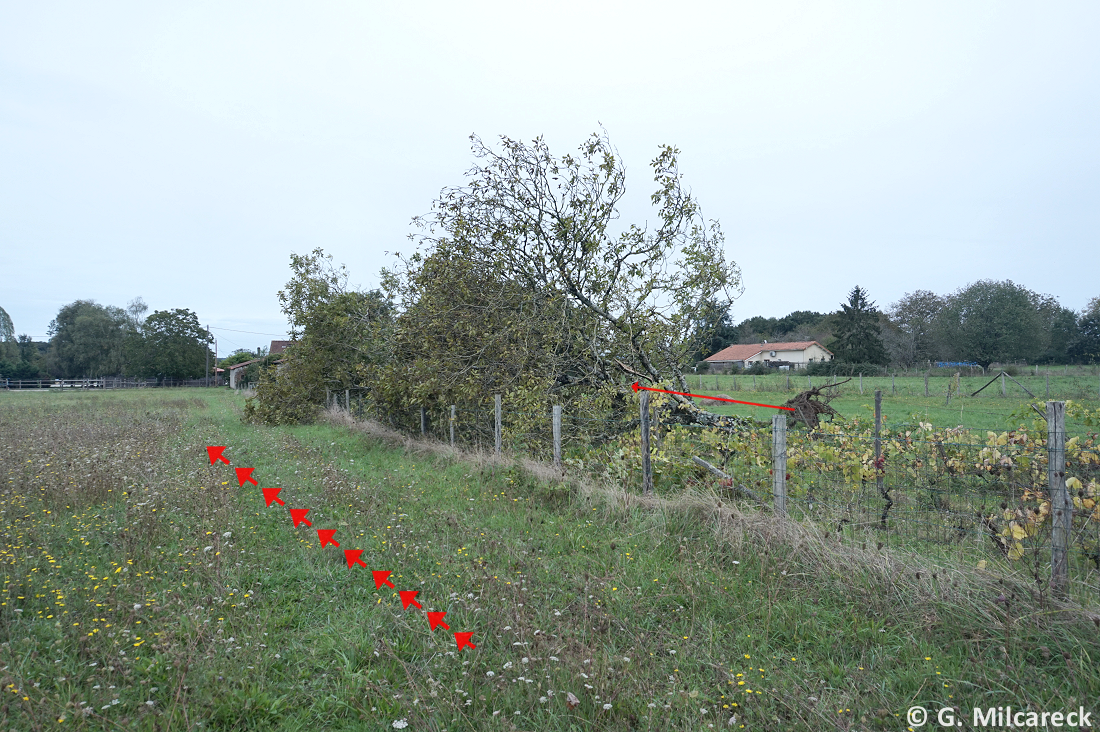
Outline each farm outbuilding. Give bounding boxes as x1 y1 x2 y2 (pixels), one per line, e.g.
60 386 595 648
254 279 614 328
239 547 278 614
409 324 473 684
228 359 260 389
704 341 833 370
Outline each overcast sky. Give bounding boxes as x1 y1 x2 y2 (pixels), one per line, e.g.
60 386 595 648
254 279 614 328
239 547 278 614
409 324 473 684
2 2 1098 353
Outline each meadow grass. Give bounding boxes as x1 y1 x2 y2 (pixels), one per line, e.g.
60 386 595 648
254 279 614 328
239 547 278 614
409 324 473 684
1 389 1098 731
686 372 1100 432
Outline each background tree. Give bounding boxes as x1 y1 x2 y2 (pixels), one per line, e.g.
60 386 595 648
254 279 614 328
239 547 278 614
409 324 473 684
47 300 129 377
733 311 830 346
246 249 391 424
936 280 1044 367
371 130 743 428
885 290 945 367
1035 295 1078 364
142 308 210 380
1072 296 1100 363
0 306 13 344
691 299 738 362
828 286 887 364
122 297 150 374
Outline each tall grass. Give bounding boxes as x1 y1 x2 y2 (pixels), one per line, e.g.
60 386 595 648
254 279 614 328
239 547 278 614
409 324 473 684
0 391 1097 730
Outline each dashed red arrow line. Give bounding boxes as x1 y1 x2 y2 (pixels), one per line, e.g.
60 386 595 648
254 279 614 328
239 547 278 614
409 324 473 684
262 488 285 506
205 446 477 651
206 446 230 465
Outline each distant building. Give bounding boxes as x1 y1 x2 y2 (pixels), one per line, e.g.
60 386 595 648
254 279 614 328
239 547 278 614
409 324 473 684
269 340 291 355
228 359 260 389
704 341 833 370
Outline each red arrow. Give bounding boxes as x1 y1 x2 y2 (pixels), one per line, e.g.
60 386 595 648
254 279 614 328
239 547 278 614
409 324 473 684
454 632 476 651
235 467 258 486
289 508 311 527
372 570 395 590
344 549 368 568
427 611 449 631
261 488 285 506
206 446 230 465
399 590 421 610
632 381 794 411
317 529 340 548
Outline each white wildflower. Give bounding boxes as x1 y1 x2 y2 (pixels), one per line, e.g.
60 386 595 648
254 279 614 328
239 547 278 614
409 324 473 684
486 671 495 677
539 696 548 703
603 703 613 710
503 661 513 669
203 546 213 553
392 720 408 729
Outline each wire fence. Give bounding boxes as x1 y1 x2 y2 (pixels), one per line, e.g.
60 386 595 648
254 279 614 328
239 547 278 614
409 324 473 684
328 386 1100 594
3 377 227 390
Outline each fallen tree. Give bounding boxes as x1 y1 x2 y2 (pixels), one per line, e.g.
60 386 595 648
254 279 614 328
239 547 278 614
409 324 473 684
780 378 850 430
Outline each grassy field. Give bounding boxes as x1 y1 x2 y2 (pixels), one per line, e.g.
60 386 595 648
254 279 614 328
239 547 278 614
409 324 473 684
686 372 1100 432
1 389 1099 731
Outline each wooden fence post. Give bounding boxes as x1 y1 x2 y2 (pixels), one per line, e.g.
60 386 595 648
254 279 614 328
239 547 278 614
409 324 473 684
494 394 502 456
326 388 330 407
924 372 929 397
892 373 896 395
1048 401 1070 595
875 389 889 529
640 391 653 494
552 405 562 469
808 375 812 389
786 373 790 391
420 406 427 436
772 415 787 517
450 405 456 447
752 375 756 391
345 389 350 412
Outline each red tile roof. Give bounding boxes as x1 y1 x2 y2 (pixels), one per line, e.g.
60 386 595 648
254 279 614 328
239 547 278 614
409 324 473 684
705 341 832 362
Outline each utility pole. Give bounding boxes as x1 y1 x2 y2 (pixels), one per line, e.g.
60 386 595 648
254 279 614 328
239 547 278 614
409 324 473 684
205 325 210 387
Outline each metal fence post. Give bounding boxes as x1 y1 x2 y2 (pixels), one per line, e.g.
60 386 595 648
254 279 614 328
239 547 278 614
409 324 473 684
450 405 456 447
494 394 502 456
552 405 562 469
1048 401 1070 595
859 373 863 394
345 389 350 412
772 414 787 517
420 406 427 436
1001 373 1006 397
640 391 653 494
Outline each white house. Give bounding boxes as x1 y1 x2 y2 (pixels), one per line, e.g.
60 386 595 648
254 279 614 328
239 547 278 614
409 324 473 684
704 341 833 370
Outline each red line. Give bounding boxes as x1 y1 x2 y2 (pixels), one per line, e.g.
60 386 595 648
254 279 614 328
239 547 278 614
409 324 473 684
637 384 794 411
